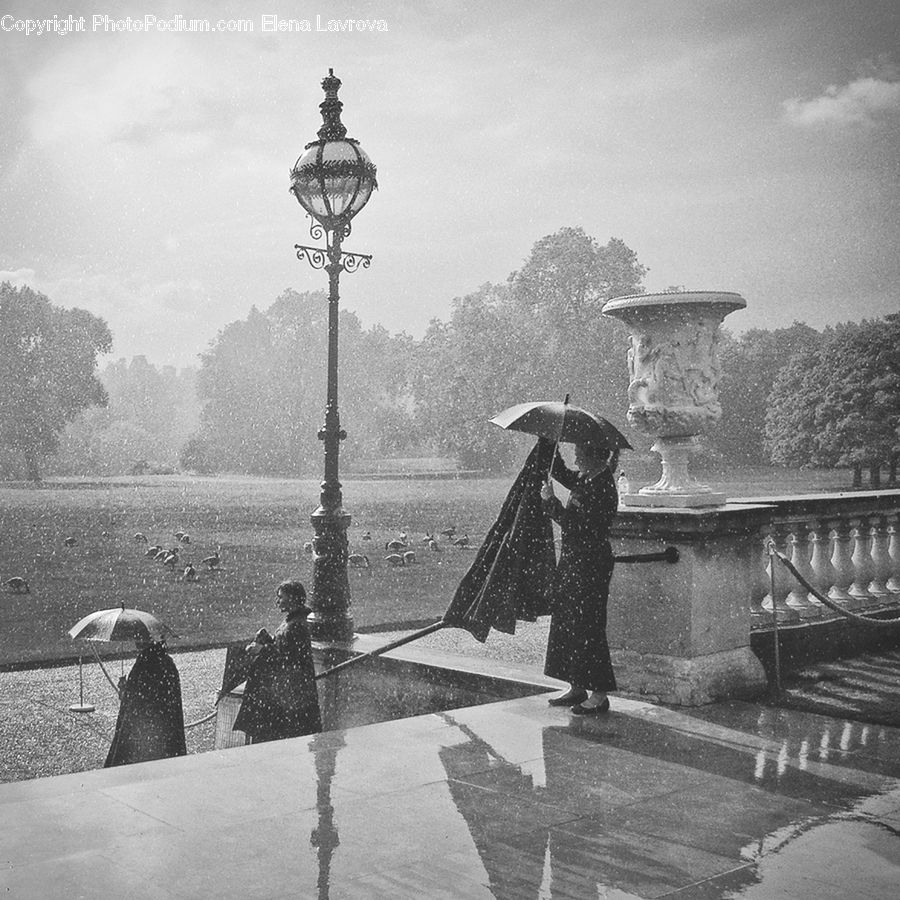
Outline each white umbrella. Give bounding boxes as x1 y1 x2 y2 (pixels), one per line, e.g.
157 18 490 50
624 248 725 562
69 605 177 643
68 604 177 702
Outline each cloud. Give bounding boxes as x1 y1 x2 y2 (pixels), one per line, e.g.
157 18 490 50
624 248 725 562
0 267 221 366
783 74 900 128
25 39 249 156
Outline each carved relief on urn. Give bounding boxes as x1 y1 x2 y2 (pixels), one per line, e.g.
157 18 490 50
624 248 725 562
602 291 746 507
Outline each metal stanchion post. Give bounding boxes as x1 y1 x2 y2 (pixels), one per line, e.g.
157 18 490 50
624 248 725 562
767 538 782 697
69 652 96 713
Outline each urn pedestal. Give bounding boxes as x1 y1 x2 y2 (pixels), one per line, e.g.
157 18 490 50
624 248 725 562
602 291 746 508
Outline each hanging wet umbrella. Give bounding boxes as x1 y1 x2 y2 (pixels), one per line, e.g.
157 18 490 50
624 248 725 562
490 398 632 449
69 604 177 644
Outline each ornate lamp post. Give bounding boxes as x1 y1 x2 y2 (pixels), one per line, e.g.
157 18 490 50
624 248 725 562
290 69 377 640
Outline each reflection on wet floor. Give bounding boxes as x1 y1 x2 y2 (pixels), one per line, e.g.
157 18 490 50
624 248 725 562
3 692 900 899
750 715 889 778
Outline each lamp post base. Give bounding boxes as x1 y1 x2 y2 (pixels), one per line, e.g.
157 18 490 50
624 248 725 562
309 506 355 642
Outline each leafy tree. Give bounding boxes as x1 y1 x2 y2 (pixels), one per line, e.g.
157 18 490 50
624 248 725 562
179 434 216 474
765 315 900 474
54 357 200 476
412 228 647 469
412 284 527 470
193 290 417 475
0 282 111 480
508 228 644 420
709 323 822 464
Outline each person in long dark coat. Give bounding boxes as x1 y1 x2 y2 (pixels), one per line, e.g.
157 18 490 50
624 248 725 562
105 639 187 767
540 441 620 715
233 580 322 743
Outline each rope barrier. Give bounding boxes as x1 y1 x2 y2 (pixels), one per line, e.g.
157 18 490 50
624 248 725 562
184 708 218 729
771 548 900 629
315 620 447 682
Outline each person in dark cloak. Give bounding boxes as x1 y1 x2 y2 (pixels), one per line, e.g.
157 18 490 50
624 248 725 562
540 440 620 714
233 580 322 743
105 638 186 767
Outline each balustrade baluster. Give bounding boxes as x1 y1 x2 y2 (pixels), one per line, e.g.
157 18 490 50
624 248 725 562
868 517 891 600
807 523 836 619
762 528 800 623
829 520 863 609
849 517 876 607
886 516 900 595
785 529 820 619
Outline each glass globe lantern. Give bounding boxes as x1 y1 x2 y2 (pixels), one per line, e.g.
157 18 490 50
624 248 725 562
289 69 377 236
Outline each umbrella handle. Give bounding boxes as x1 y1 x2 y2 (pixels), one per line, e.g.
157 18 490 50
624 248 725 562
548 393 570 484
89 643 123 700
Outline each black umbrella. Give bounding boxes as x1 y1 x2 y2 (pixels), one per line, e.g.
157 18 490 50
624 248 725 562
490 399 632 449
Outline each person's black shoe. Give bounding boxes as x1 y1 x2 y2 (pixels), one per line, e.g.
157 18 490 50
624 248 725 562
548 690 588 707
571 698 610 716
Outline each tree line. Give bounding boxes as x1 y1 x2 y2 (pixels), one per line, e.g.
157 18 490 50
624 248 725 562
1 234 897 481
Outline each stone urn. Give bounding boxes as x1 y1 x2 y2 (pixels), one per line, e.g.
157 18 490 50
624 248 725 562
602 291 746 507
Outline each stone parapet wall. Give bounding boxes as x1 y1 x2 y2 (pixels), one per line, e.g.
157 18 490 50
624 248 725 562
607 490 900 705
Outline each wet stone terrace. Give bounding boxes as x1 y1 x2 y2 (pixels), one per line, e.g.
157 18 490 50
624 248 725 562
2 650 900 899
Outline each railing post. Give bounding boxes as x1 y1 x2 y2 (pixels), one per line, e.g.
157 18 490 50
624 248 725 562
887 515 900 595
785 529 821 619
868 517 892 599
849 517 875 607
766 536 782 697
807 521 835 618
829 520 862 608
763 527 800 623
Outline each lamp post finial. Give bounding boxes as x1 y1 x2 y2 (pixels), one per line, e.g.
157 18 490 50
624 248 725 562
318 69 346 141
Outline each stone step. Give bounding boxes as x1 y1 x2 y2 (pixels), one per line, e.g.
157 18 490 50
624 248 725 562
780 649 900 727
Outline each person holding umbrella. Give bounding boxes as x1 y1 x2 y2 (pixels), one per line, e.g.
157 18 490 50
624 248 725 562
67 604 186 766
105 636 187 766
540 438 621 713
487 396 629 716
482 397 629 714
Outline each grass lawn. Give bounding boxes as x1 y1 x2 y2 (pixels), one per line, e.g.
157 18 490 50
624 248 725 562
0 465 858 668
0 475 511 666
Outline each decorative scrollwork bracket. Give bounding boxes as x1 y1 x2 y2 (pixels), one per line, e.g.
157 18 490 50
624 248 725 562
294 244 372 274
294 245 328 269
306 217 351 243
340 250 372 273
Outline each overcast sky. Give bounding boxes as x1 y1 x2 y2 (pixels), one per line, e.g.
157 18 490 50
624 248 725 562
2 0 898 369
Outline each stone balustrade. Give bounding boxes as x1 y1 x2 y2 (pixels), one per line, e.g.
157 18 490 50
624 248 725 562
606 489 900 706
749 493 900 627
